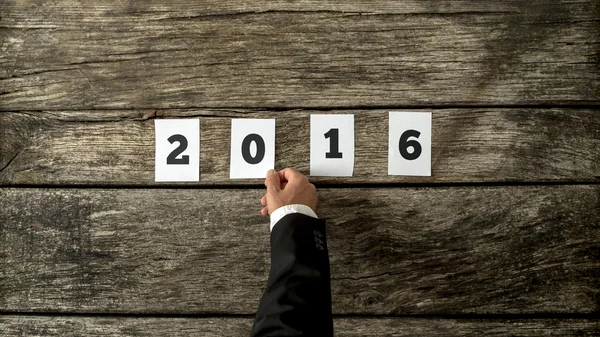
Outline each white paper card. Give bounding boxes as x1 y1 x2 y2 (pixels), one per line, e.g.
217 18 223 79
388 112 432 176
155 119 200 182
310 114 354 176
230 119 276 179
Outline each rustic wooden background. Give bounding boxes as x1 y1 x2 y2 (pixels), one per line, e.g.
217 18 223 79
1 0 599 336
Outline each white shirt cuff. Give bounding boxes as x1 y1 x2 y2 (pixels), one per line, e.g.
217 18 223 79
270 204 318 232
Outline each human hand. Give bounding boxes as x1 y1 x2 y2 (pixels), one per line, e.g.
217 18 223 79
260 168 317 216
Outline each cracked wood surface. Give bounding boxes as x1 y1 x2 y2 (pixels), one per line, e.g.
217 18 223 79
1 1 599 335
1 0 598 109
1 316 599 337
0 108 599 186
1 186 598 314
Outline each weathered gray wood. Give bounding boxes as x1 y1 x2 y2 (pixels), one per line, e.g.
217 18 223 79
1 316 599 337
3 0 598 18
0 186 598 314
1 0 598 109
0 109 598 185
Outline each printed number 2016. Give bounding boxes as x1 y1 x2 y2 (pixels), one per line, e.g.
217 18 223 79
155 113 432 181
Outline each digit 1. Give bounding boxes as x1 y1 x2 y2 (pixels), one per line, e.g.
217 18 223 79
241 133 266 164
324 128 343 159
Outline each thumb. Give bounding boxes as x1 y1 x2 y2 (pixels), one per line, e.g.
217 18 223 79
265 169 281 193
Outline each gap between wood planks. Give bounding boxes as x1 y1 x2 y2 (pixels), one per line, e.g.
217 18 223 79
0 311 598 320
2 181 599 190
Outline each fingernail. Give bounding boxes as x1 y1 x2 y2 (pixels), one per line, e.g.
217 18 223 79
267 169 275 175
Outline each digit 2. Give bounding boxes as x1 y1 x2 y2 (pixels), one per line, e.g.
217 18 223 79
241 133 265 164
399 130 422 160
324 128 343 158
166 134 190 164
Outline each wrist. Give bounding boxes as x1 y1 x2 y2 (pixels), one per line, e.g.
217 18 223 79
269 204 318 231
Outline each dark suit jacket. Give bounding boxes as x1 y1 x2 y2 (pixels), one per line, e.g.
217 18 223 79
250 213 333 337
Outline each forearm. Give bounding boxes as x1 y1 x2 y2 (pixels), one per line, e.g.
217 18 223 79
250 213 333 337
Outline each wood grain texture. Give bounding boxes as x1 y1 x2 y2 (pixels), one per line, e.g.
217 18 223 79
0 109 598 186
1 316 599 337
1 186 598 314
1 0 598 109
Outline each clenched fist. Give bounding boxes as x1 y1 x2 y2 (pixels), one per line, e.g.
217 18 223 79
260 168 317 216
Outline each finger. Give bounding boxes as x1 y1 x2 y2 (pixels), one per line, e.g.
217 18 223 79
261 206 269 216
261 194 267 207
277 169 288 183
264 169 281 192
280 181 288 190
279 167 303 183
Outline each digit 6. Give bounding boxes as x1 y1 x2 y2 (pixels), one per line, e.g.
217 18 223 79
399 130 422 160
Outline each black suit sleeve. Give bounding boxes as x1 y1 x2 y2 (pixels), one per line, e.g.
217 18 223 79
250 213 333 337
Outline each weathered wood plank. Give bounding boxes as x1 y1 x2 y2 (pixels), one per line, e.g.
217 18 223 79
1 0 598 109
1 316 599 337
0 109 598 185
3 0 598 19
0 186 598 314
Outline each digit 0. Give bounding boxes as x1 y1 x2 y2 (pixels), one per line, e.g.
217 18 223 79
241 133 266 164
324 128 343 159
399 130 422 160
167 134 190 165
